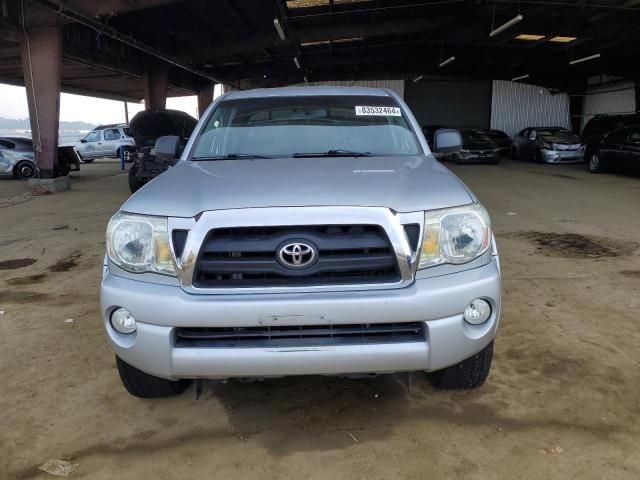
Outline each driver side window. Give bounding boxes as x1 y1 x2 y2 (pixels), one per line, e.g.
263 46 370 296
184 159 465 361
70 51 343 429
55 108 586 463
85 131 101 142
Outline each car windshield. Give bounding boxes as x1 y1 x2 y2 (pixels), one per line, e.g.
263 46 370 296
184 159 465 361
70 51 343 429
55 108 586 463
486 130 509 140
189 95 423 159
538 129 576 141
460 130 493 143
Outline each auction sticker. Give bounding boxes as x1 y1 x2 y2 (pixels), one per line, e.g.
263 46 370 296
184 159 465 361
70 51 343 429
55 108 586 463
355 106 401 116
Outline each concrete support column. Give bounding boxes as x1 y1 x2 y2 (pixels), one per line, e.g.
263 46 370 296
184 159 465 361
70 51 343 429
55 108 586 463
143 63 168 110
197 83 214 117
20 26 62 178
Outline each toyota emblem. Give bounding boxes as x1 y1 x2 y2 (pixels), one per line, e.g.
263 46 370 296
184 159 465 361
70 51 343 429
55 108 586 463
277 242 317 269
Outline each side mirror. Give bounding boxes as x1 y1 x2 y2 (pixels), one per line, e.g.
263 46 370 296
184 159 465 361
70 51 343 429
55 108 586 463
80 139 87 143
432 129 462 156
154 135 181 162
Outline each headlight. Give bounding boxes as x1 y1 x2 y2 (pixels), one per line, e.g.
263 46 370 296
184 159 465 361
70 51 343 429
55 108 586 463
419 203 491 269
106 212 176 275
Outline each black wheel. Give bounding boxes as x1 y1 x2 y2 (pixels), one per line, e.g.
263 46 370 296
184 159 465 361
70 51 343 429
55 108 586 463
14 161 36 179
534 149 545 164
81 157 94 163
488 159 501 165
128 163 143 193
116 356 191 398
588 153 605 173
427 340 494 390
510 147 518 160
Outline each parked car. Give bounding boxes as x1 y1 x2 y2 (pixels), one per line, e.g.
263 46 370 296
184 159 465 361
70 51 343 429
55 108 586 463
74 124 135 163
582 113 640 150
0 137 80 179
512 127 584 163
101 86 500 398
453 129 501 164
127 109 198 193
586 125 640 173
422 124 446 148
482 129 512 156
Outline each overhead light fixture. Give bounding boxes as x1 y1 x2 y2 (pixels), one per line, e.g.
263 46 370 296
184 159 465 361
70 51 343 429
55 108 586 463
489 14 524 37
301 40 330 47
569 53 601 65
512 74 530 82
515 34 545 41
273 18 286 41
549 36 577 43
293 57 301 69
333 37 364 44
439 56 455 68
413 75 424 83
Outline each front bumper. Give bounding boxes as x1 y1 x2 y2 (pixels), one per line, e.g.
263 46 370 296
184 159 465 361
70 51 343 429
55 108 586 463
541 149 584 163
456 152 501 164
101 258 501 380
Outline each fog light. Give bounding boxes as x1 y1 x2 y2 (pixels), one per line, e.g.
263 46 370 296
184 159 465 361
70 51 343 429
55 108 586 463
463 298 491 325
110 307 136 334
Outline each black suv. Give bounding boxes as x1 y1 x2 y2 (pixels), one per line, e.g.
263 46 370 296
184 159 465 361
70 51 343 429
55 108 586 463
587 125 640 173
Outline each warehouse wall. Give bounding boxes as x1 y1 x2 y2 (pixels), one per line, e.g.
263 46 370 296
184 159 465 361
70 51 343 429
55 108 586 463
404 78 492 128
491 80 571 138
580 78 637 131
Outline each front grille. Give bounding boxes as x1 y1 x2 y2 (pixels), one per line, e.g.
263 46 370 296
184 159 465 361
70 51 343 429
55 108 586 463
192 225 400 288
175 322 425 348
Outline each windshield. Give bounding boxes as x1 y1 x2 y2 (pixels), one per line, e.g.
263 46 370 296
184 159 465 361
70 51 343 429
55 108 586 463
189 95 422 159
460 130 493 143
538 129 577 141
486 130 509 140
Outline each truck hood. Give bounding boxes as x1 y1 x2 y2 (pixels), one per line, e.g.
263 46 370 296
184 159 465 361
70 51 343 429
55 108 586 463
122 155 475 217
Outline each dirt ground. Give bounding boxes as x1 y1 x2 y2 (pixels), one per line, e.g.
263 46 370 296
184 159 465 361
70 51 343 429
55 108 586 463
1 158 639 480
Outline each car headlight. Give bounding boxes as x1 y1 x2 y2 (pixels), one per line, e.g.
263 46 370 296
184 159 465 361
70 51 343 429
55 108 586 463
106 212 176 275
419 203 491 269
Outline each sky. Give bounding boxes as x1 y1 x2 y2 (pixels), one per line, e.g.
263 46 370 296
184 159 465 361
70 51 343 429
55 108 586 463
0 83 222 125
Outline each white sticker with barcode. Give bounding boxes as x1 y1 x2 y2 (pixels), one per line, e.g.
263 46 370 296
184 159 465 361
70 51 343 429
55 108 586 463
355 106 401 116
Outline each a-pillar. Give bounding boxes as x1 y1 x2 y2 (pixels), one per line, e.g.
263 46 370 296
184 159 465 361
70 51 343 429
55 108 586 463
20 25 66 186
144 62 168 110
197 83 214 118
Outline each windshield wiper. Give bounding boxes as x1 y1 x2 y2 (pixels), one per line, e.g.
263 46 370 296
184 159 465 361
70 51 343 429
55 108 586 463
292 149 372 158
192 153 273 160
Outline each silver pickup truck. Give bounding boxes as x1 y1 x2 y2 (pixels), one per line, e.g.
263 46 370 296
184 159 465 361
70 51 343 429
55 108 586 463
101 87 501 398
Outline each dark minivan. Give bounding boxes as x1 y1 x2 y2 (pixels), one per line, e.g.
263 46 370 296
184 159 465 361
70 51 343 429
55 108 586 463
586 125 640 173
582 113 640 152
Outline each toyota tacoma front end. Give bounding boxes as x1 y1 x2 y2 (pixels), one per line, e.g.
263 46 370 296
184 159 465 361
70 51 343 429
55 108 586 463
101 87 501 397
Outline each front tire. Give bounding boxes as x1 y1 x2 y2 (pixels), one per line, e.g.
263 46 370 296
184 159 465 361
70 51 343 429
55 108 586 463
116 356 191 398
14 161 36 179
588 153 605 173
427 340 494 389
534 149 545 164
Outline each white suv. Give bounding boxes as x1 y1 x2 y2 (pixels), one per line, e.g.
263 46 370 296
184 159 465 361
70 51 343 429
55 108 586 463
75 124 135 163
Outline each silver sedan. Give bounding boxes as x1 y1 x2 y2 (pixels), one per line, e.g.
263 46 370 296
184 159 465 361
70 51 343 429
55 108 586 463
0 137 37 179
